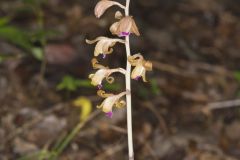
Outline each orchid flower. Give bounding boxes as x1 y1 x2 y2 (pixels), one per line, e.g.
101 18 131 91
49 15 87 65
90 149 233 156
110 15 140 37
94 0 125 18
96 90 129 118
89 58 126 89
86 37 125 58
128 54 152 82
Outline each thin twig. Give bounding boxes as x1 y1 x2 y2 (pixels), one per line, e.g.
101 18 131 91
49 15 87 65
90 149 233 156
207 99 240 110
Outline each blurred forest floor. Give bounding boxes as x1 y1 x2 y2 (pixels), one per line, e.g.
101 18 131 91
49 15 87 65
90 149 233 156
1 0 240 159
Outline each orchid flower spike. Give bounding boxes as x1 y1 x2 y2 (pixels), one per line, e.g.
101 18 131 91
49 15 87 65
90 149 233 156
89 58 126 89
97 90 129 117
128 54 152 82
94 0 125 18
86 37 125 58
110 15 140 37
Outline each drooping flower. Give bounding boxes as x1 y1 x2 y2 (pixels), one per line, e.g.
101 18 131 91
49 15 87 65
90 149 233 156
128 54 152 82
89 58 126 89
96 90 128 117
86 37 125 58
94 0 125 18
110 16 140 37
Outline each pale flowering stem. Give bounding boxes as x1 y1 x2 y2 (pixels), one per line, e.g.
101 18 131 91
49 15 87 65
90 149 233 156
110 68 127 75
114 39 126 44
114 2 126 10
125 0 134 160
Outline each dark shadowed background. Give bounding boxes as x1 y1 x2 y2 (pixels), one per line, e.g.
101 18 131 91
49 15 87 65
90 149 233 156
1 0 240 159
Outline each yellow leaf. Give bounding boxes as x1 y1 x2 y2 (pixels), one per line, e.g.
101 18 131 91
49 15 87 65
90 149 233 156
73 97 92 121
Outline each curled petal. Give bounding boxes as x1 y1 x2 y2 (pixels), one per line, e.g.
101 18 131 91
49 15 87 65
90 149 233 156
94 0 125 18
128 54 143 66
96 104 102 109
106 76 114 84
115 100 126 108
91 58 107 69
97 90 113 98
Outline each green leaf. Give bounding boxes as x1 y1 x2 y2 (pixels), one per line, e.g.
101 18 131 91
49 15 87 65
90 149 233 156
0 26 32 50
57 76 79 91
0 54 18 63
31 47 43 61
0 17 10 27
31 29 60 44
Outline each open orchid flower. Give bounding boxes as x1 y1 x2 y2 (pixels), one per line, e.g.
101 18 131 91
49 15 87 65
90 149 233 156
86 37 125 58
128 54 152 82
97 90 129 118
94 0 125 18
110 16 140 37
89 58 126 89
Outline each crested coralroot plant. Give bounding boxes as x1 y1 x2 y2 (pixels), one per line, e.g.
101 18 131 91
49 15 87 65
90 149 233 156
87 0 152 159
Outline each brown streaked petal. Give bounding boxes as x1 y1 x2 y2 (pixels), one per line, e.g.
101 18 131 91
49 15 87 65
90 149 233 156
143 61 153 71
118 16 133 34
110 22 120 35
94 0 125 18
130 18 140 36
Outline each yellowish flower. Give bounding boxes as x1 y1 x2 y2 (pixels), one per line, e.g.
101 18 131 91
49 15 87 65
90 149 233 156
86 37 125 58
128 54 152 82
89 58 126 89
94 0 125 18
110 16 140 37
96 90 128 117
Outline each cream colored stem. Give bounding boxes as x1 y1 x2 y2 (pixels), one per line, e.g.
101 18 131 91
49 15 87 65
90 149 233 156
110 68 127 75
114 2 126 10
125 0 134 159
